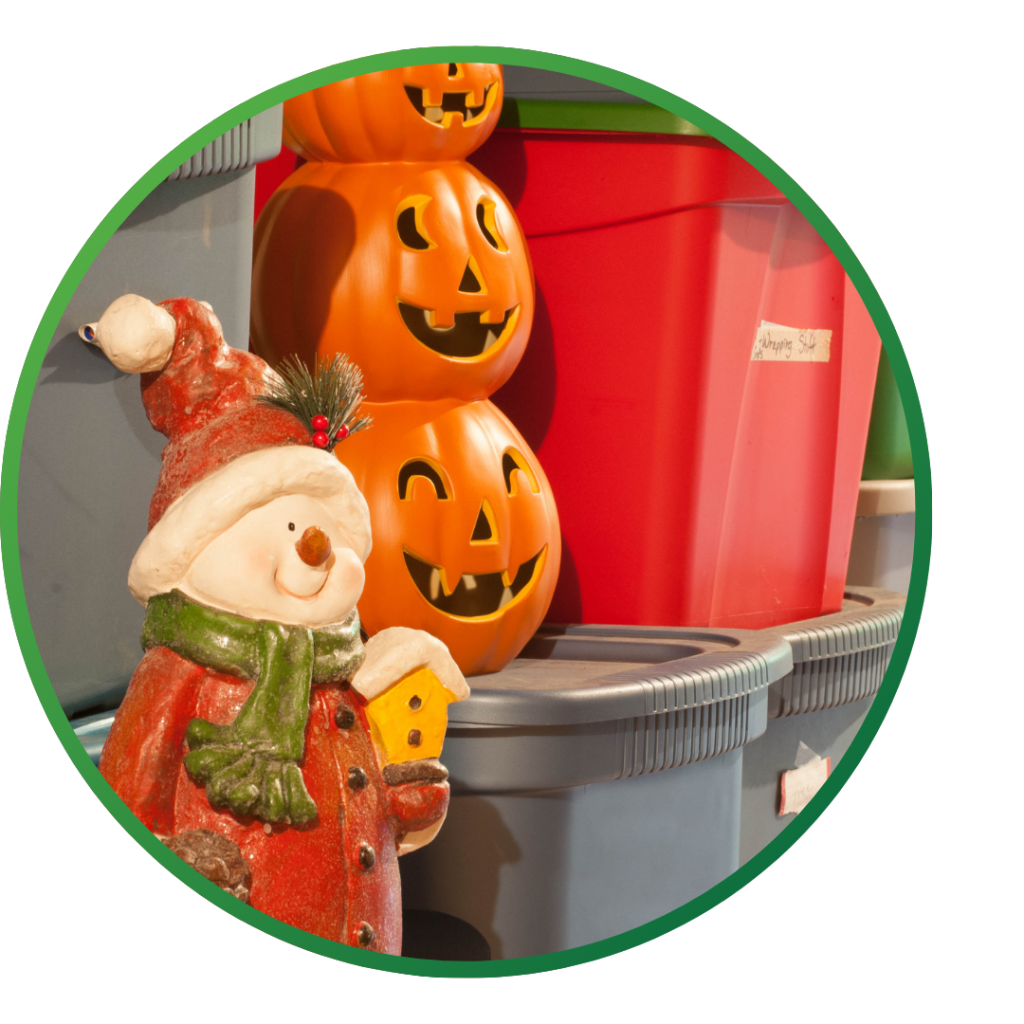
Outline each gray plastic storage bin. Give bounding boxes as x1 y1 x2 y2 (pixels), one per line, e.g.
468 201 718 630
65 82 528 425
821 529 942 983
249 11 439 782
19 107 282 717
399 624 792 959
739 587 905 864
847 480 915 594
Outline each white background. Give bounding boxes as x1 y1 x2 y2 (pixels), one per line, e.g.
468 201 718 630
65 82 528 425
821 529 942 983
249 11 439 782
2 2 1018 1019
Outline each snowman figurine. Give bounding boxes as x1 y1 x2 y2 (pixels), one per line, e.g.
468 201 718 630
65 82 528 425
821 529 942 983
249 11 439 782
80 294 468 954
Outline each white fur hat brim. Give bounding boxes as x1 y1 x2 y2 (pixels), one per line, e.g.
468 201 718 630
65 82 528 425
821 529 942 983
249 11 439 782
128 445 372 606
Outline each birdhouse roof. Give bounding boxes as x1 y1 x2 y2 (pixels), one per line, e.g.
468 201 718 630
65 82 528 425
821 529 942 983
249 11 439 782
353 627 469 702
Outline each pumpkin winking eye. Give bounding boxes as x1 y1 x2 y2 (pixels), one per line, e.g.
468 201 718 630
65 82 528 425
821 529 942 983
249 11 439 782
503 450 539 495
396 197 436 251
476 200 508 252
398 459 450 500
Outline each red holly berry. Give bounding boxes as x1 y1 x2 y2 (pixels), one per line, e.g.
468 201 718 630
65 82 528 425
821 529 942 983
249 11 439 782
336 425 350 441
312 431 330 449
312 414 329 431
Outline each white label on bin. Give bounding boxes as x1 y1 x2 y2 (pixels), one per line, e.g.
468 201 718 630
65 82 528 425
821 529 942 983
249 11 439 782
779 747 832 816
751 321 832 362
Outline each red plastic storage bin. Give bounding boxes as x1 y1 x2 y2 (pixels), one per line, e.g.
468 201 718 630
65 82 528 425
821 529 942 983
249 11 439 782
470 102 880 630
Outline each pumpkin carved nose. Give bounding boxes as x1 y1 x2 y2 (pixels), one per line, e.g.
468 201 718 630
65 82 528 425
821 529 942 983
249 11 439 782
459 260 483 294
296 527 332 567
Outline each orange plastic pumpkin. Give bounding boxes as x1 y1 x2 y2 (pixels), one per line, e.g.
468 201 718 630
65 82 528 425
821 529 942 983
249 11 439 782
284 63 504 163
338 399 561 676
252 159 534 403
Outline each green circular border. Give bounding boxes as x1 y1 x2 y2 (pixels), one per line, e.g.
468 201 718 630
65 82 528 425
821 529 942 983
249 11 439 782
0 45 930 978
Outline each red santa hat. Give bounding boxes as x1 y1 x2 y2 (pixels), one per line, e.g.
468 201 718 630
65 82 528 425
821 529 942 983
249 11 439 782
80 294 373 606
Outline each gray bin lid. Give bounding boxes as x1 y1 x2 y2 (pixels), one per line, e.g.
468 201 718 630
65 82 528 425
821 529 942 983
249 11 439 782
449 624 793 727
766 586 906 718
72 625 791 770
167 105 282 181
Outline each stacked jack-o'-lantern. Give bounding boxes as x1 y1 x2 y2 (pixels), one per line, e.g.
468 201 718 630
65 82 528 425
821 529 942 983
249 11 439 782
252 64 561 676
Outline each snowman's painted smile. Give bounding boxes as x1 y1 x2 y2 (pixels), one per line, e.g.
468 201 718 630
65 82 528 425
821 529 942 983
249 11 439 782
274 576 327 601
403 83 496 126
274 561 331 601
403 546 546 620
397 302 520 359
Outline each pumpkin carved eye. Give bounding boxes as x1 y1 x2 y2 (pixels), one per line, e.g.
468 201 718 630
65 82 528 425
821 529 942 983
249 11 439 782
476 200 507 252
503 449 539 495
398 459 450 500
396 197 436 251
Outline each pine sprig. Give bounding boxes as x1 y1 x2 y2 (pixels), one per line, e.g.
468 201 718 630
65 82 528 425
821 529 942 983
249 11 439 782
258 354 372 451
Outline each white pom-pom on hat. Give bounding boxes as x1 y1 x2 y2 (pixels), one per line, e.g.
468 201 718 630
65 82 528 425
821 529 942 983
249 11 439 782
78 293 176 373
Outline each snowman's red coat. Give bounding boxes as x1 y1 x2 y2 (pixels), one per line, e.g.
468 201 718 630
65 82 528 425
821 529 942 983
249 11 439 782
100 644 449 953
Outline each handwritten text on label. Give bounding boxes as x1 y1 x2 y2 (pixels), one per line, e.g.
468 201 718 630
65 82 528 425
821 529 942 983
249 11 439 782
751 321 832 363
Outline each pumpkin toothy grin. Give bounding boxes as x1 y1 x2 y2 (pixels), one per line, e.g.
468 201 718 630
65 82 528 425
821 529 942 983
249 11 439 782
404 83 496 125
404 547 546 619
397 302 520 359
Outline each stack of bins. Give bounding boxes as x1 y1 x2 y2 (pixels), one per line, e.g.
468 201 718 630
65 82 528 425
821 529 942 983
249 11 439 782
18 108 284 719
738 586 905 863
470 97 882 630
847 348 916 592
400 623 792 958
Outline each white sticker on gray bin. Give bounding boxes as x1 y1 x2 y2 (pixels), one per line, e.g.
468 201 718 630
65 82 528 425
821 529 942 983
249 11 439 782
779 743 831 816
751 322 832 362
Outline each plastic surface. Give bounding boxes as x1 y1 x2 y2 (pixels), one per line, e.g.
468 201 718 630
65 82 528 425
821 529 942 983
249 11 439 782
767 586 904 718
862 345 913 479
20 170 260 715
252 160 534 404
739 697 871 865
856 478 915 516
449 622 791 728
337 399 561 677
500 65 649 104
401 753 743 959
20 114 285 715
250 64 655 223
167 105 283 181
739 586 904 863
394 620 787 958
283 64 504 163
847 513 915 593
497 97 708 134
471 112 881 630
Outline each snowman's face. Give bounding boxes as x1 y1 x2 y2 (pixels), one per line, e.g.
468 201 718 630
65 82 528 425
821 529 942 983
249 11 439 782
180 494 365 627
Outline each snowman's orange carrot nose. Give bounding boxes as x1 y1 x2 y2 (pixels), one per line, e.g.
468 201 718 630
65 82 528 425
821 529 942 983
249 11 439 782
296 527 332 567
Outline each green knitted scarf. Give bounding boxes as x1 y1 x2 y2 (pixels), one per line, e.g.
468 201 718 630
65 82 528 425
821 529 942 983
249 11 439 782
142 590 365 826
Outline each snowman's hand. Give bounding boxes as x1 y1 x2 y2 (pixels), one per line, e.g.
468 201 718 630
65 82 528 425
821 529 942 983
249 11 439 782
163 829 251 902
385 760 451 833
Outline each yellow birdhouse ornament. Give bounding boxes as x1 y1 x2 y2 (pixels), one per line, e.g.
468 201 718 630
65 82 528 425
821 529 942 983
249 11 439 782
353 627 469 801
